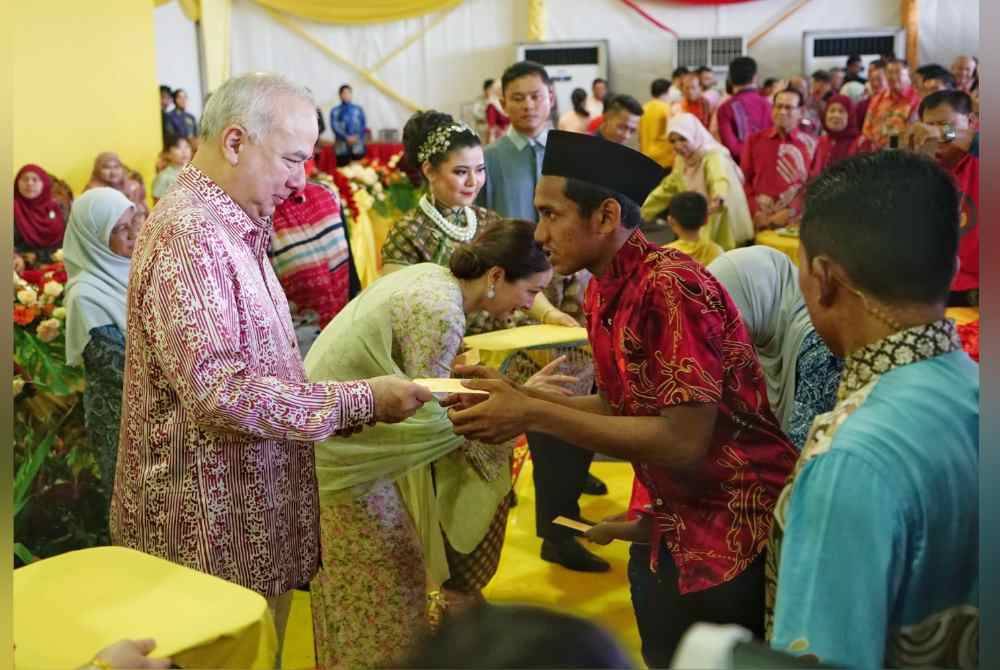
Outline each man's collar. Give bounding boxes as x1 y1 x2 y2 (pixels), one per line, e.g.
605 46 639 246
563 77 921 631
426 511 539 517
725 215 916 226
508 125 551 151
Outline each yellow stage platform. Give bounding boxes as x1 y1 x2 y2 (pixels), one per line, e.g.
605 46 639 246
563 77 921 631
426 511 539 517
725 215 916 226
281 460 642 669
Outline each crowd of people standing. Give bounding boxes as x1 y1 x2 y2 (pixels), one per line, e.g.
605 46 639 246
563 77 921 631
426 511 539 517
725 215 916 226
14 46 980 670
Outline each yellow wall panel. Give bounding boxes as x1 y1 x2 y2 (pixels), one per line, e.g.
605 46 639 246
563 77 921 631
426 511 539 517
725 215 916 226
13 1 162 197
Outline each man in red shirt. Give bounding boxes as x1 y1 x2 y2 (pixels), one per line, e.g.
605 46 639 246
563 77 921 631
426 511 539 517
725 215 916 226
448 131 796 667
674 72 713 129
716 56 773 165
912 90 979 306
741 87 819 231
860 57 921 150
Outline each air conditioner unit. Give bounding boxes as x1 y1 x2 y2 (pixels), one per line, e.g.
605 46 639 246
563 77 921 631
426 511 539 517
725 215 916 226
516 40 610 120
675 36 747 76
803 28 906 76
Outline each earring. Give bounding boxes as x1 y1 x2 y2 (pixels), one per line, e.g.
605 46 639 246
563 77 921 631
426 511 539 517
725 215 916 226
487 283 496 299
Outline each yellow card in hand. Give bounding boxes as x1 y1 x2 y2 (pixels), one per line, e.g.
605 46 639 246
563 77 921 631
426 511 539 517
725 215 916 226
454 349 481 366
413 378 489 395
553 515 593 533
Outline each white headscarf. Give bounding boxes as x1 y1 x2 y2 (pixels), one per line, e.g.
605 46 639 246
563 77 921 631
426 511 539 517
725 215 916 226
667 113 753 245
707 247 815 430
63 187 134 366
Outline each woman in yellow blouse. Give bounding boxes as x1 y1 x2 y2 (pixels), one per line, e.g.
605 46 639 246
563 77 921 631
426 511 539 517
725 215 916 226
640 113 753 249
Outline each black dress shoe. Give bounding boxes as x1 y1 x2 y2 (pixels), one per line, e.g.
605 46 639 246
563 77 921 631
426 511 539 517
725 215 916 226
582 473 608 496
541 538 611 572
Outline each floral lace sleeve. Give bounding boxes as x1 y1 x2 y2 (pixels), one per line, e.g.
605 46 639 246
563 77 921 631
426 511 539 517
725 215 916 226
389 273 465 378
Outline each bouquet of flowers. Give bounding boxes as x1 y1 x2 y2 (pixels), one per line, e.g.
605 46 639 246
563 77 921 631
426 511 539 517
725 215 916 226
338 153 419 218
13 251 105 564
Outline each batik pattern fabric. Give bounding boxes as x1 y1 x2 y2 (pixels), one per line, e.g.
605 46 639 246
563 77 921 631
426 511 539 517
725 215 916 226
381 201 527 335
81 324 126 508
311 479 428 670
785 331 842 451
110 165 374 598
741 128 819 218
584 231 796 595
269 180 353 329
860 87 921 150
766 320 979 669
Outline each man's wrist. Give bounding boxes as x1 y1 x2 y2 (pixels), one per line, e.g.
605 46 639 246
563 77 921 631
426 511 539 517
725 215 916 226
522 394 548 433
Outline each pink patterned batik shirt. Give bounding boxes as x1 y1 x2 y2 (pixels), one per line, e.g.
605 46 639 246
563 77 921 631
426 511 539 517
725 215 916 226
110 166 374 597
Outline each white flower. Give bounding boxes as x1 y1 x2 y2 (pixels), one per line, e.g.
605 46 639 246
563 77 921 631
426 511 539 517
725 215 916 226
12 376 24 396
17 287 38 306
51 249 64 263
36 318 61 343
52 306 67 320
361 167 379 186
43 281 63 298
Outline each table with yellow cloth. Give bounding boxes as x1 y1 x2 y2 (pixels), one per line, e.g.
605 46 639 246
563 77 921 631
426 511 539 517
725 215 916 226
14 547 276 669
755 229 801 265
463 324 590 372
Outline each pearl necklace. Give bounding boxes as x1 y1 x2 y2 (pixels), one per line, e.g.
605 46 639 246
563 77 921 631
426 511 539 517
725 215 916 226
419 194 478 242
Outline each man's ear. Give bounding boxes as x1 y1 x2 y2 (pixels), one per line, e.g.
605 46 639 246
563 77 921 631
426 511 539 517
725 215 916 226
810 254 840 308
595 197 622 236
221 125 248 166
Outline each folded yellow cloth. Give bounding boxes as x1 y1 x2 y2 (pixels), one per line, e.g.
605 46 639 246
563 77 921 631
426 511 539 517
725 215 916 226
14 546 276 669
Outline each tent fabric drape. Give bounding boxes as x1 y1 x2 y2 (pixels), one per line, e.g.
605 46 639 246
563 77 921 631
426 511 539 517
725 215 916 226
201 0 232 93
154 0 202 22
254 0 464 24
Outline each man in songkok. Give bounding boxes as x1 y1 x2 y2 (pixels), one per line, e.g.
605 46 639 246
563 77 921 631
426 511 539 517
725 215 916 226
111 72 430 661
449 130 796 667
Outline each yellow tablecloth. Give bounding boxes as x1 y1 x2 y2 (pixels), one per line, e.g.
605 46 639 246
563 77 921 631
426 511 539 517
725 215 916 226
946 307 979 325
464 325 590 370
755 229 801 265
14 547 276 669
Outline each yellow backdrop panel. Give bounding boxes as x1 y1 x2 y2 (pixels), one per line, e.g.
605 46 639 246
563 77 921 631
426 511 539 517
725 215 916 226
14 1 161 197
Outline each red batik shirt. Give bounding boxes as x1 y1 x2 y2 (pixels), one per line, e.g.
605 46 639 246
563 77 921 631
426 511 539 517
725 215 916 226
584 231 796 594
741 127 819 218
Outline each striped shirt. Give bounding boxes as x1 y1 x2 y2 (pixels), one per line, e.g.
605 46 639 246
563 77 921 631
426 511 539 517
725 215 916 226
110 165 374 597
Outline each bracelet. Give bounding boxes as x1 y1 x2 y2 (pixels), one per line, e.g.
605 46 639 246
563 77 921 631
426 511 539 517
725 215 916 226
87 657 113 670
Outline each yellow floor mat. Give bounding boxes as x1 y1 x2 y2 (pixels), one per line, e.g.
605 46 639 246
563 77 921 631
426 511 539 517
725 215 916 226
281 460 641 669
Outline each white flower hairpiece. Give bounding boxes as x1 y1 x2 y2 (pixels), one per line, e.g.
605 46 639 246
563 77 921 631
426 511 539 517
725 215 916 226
417 123 473 164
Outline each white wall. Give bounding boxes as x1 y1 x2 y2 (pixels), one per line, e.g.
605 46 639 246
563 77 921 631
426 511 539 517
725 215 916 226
228 0 979 135
154 0 203 119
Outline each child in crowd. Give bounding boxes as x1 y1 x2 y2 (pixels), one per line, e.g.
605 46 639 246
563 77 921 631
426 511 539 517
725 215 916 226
152 136 192 203
664 191 724 266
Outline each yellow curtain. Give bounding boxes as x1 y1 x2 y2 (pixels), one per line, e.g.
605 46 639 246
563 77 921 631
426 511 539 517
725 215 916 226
153 0 202 22
253 0 463 24
200 0 231 94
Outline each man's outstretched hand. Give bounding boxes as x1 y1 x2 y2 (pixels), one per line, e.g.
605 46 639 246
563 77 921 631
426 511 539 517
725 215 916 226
369 376 433 424
448 378 536 444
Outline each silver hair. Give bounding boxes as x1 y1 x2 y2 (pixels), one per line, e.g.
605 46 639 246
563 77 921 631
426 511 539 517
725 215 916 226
199 72 316 143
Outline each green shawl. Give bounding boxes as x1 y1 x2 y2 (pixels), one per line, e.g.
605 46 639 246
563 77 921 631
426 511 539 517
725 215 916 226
303 263 511 587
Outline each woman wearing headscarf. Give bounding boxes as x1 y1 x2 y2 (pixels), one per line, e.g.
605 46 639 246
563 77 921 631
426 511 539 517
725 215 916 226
813 94 861 174
84 152 126 193
63 187 141 508
640 112 754 249
14 164 66 262
707 247 842 450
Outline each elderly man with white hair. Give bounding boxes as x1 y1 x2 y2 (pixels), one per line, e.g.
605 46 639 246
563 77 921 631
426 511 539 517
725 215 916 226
110 73 431 660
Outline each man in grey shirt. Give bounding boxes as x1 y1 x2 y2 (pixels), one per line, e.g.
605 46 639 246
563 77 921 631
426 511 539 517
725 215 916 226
478 61 611 573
